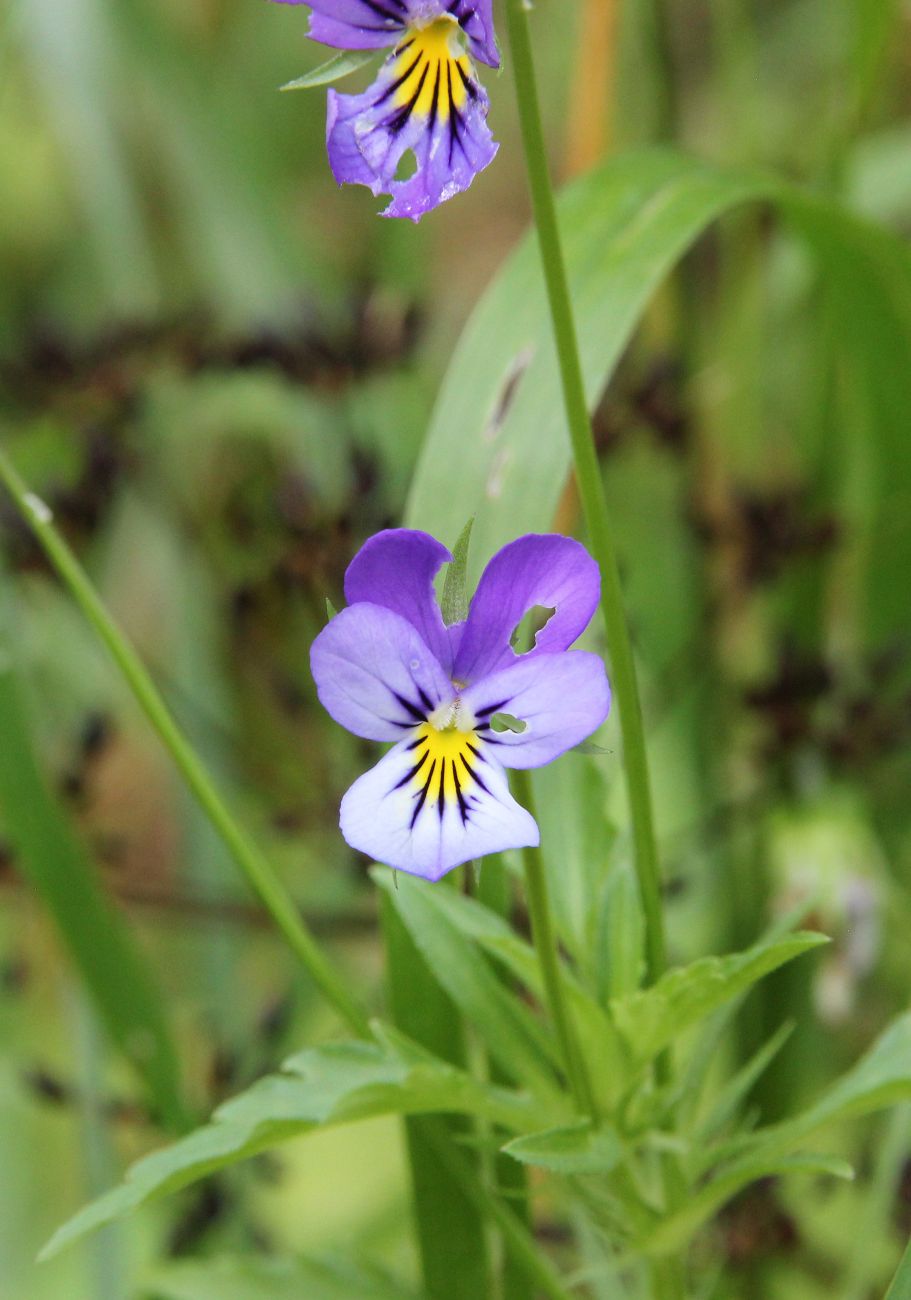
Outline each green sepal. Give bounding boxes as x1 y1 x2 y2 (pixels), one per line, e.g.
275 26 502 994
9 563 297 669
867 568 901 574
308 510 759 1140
441 516 475 627
280 50 376 92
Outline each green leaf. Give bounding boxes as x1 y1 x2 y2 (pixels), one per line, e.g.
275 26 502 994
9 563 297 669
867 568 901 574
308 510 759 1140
440 516 474 626
571 740 609 756
405 151 911 661
530 754 615 971
490 712 527 734
596 861 645 1001
886 1235 911 1300
503 1122 624 1176
381 889 489 1300
0 588 188 1133
641 1153 854 1258
655 1013 911 1257
610 932 828 1070
736 1012 911 1160
373 869 566 1101
694 1021 795 1147
148 1253 419 1300
280 50 376 92
376 873 630 1108
41 1029 539 1260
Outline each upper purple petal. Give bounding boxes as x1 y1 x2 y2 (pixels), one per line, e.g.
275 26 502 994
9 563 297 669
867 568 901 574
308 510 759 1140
310 602 451 741
344 529 453 673
453 536 602 684
461 652 611 769
325 24 498 221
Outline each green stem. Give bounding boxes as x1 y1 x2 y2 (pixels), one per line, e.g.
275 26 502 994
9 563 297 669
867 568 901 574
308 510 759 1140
514 771 598 1120
0 448 370 1039
504 0 667 989
478 862 533 1300
426 1126 576 1300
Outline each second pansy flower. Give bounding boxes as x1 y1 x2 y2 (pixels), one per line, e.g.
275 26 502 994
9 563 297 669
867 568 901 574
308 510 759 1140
275 1 500 220
311 530 611 881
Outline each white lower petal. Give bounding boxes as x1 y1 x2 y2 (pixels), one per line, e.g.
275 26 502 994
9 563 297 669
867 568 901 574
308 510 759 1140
339 733 538 882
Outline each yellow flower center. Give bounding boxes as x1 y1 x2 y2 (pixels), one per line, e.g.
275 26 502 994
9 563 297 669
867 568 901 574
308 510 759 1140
407 721 483 823
392 16 470 123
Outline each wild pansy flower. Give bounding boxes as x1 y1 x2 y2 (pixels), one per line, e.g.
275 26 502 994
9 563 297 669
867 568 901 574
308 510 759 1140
274 1 500 220
311 530 611 880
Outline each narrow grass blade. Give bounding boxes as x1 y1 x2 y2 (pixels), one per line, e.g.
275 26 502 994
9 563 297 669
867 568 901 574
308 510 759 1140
0 585 189 1132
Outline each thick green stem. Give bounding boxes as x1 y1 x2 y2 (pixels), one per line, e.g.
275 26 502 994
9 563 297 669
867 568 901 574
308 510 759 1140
514 771 598 1120
504 0 667 989
0 448 370 1039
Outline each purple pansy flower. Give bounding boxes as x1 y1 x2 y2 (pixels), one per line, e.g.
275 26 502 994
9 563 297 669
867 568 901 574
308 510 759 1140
310 530 611 881
273 1 500 220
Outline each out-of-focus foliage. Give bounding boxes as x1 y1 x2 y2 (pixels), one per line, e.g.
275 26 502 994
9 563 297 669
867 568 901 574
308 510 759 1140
2 0 911 1297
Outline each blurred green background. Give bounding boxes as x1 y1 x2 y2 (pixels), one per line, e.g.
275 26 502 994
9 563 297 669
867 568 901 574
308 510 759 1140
1 0 911 1296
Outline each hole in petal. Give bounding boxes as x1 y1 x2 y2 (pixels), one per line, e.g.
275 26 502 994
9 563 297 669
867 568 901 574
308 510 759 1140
510 605 556 655
394 149 419 181
490 712 527 734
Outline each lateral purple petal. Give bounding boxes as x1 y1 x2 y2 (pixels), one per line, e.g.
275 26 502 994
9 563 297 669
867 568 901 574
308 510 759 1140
283 0 406 52
340 738 538 880
453 535 601 684
325 35 497 221
463 652 611 769
344 529 454 673
448 0 499 67
310 603 451 741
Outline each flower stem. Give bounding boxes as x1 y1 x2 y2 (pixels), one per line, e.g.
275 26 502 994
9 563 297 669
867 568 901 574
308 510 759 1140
513 770 598 1120
504 0 668 989
0 447 370 1040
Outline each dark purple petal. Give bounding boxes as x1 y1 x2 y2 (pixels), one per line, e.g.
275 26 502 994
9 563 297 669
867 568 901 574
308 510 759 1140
453 535 601 684
449 0 499 67
325 21 497 222
310 603 451 741
340 734 538 879
462 652 611 769
344 529 454 673
270 1 498 66
270 0 406 52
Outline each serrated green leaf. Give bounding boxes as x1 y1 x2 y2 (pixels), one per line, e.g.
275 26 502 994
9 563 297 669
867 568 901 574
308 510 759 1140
280 50 375 92
503 1122 624 1176
41 1030 539 1260
610 932 828 1070
148 1253 420 1300
440 516 474 626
